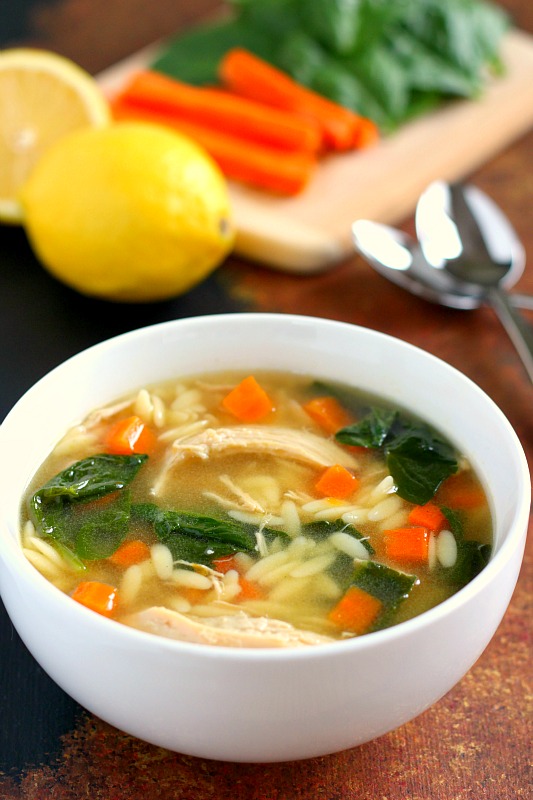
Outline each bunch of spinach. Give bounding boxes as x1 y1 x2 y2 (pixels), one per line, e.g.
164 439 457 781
335 408 458 504
152 0 509 130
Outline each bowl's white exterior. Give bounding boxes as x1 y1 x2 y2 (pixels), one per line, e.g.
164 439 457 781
0 314 529 762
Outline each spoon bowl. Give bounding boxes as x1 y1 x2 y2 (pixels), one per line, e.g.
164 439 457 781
416 181 533 383
352 219 486 310
415 181 525 289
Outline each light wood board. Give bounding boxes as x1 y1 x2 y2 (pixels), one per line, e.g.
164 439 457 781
98 29 533 274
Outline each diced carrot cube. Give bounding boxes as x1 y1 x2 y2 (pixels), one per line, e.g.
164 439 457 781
108 540 151 568
303 396 352 434
315 464 360 499
407 502 447 532
105 415 156 455
222 376 274 422
383 527 430 563
328 586 382 633
71 581 118 618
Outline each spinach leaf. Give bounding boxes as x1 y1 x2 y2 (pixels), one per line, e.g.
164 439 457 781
29 453 147 558
335 407 396 449
74 490 131 560
131 503 258 565
302 0 365 56
350 559 418 630
336 410 458 504
31 453 147 510
440 506 492 585
388 29 480 97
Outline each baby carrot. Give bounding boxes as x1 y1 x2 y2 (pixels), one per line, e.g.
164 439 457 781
113 70 323 153
221 376 275 422
111 96 316 195
219 47 378 152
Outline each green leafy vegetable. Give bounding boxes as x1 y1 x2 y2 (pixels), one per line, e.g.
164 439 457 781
151 0 509 130
440 507 492 585
131 503 259 565
29 453 147 558
336 409 458 504
351 559 418 629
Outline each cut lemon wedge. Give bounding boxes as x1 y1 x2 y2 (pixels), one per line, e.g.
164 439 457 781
0 48 110 224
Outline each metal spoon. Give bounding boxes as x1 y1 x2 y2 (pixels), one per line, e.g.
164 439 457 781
351 219 533 311
416 181 533 382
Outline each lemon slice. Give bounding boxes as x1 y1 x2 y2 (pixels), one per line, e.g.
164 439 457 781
0 48 110 224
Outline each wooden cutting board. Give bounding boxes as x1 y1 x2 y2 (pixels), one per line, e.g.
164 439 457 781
98 29 533 274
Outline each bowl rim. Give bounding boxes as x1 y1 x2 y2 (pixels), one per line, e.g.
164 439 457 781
0 312 529 662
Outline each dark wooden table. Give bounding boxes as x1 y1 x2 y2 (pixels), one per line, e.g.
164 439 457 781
1 2 531 797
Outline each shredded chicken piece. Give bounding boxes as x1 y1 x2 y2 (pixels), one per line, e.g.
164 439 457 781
169 425 357 468
124 606 334 648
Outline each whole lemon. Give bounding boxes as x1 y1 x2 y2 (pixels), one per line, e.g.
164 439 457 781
21 122 235 302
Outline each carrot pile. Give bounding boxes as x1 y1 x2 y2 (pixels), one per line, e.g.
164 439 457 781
110 47 379 195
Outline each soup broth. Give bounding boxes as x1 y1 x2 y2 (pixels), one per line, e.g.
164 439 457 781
21 371 492 647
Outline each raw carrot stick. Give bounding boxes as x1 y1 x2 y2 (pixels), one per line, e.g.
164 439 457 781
315 464 360 499
219 47 378 151
114 70 323 154
303 396 352 434
105 415 156 455
383 526 430 563
328 585 382 633
221 376 275 422
108 539 151 568
407 502 447 532
111 97 316 195
71 581 118 618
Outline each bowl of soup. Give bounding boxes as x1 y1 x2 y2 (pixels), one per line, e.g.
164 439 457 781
0 313 528 762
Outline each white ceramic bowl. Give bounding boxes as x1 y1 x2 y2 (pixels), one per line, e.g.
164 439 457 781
0 313 529 762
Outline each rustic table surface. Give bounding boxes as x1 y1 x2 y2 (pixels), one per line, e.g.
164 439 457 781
0 1 531 798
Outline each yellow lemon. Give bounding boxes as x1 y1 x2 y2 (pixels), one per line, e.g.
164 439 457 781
21 122 235 302
0 48 110 223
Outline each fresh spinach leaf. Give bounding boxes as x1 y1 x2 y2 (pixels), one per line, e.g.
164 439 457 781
31 453 147 510
29 454 147 556
131 503 258 565
336 410 458 504
74 490 131 560
350 559 418 630
439 506 492 585
335 406 397 449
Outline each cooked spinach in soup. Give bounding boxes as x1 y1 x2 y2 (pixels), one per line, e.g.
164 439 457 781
21 372 492 647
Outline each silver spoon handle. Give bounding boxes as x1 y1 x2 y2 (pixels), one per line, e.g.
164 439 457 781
511 293 533 311
488 287 533 383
